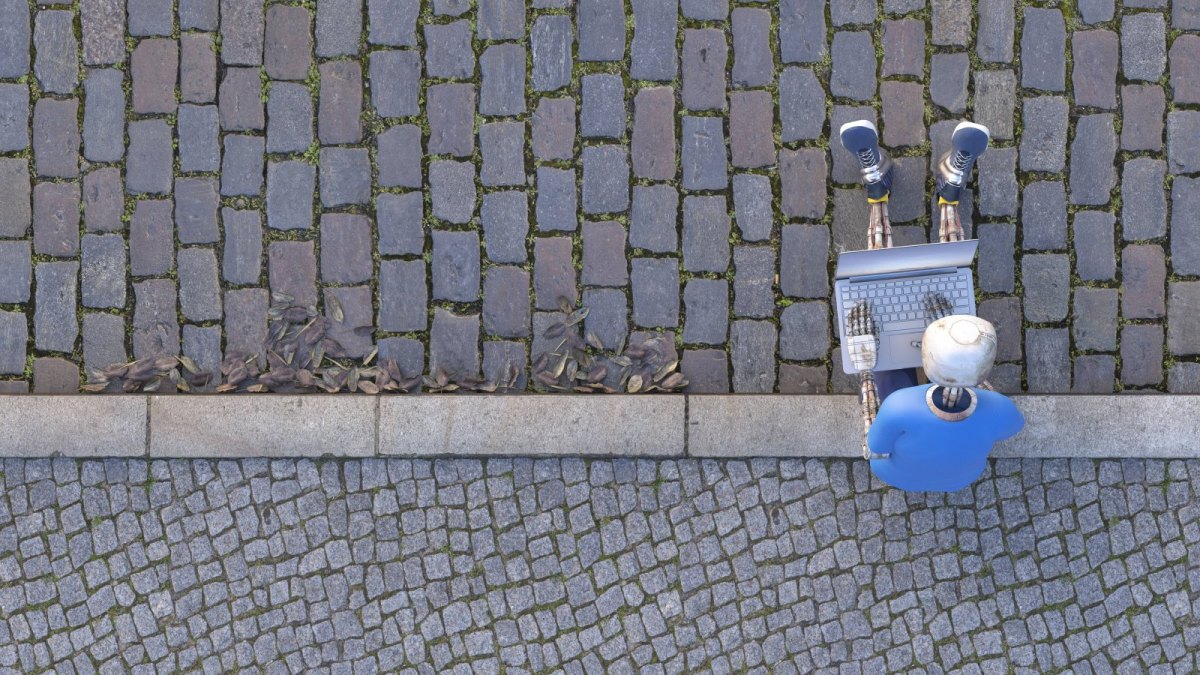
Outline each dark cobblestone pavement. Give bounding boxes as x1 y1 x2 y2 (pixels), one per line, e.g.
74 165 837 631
0 457 1197 673
2 1 1200 393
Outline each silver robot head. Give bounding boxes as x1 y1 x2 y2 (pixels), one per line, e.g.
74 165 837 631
921 315 998 387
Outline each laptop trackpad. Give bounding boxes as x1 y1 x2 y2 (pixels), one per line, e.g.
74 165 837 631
883 333 923 369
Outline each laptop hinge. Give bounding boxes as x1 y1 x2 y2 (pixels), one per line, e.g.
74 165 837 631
848 267 959 283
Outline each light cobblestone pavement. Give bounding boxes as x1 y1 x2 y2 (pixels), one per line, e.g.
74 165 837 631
0 457 1197 673
2 1 1200 394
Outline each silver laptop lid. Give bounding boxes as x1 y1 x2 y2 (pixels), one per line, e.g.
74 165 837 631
835 239 979 279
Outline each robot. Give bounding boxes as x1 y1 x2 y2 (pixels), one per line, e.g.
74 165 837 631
838 120 1025 492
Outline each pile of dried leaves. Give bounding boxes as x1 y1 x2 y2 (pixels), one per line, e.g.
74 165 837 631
530 298 688 393
86 294 684 395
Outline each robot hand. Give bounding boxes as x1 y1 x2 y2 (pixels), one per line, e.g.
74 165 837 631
845 301 880 372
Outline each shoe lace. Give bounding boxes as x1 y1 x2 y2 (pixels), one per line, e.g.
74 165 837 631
856 147 877 168
950 150 973 172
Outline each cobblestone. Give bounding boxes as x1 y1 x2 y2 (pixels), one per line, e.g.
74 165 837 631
778 67 824 142
578 0 625 62
1020 97 1069 173
33 98 79 179
177 104 220 172
1021 8 1065 91
1073 288 1118 352
180 34 216 104
81 234 126 309
1073 30 1118 110
1122 13 1167 82
1122 244 1167 320
1022 181 1067 251
1122 325 1164 387
34 10 78 95
265 5 312 80
0 85 27 152
379 260 427 332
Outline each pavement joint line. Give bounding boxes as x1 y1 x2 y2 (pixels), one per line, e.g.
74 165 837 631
2 394 1199 458
683 394 690 458
144 395 151 458
373 395 381 457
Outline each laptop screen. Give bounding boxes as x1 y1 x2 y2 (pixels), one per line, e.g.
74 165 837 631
835 239 979 279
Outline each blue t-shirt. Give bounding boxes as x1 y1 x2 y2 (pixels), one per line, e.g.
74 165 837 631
867 385 1024 492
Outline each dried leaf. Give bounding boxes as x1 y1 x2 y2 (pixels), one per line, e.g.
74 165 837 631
81 382 109 393
550 352 569 378
587 366 607 383
128 359 157 380
185 371 212 387
358 380 379 394
627 374 643 393
435 368 449 388
660 372 685 390
363 346 378 366
544 322 566 339
175 356 198 374
327 293 344 323
215 383 239 393
284 306 309 323
565 306 590 326
654 359 679 382
557 297 573 314
272 292 295 305
226 363 248 386
102 363 129 378
585 331 604 350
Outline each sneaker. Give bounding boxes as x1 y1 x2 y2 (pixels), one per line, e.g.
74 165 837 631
839 120 893 200
936 121 990 202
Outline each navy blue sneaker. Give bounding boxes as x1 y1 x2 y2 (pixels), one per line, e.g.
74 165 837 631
936 121 990 202
839 120 893 201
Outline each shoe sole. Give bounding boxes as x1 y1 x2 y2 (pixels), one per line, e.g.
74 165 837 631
951 121 990 156
838 119 879 154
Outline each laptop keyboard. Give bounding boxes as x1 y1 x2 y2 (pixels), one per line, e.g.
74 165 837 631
841 271 973 332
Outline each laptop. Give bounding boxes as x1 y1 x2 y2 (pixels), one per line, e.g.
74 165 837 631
835 239 979 374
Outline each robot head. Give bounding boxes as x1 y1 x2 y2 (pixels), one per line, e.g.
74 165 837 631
921 315 997 387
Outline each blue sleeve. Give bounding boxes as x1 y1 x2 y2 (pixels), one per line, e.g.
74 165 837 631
866 397 906 456
991 395 1025 441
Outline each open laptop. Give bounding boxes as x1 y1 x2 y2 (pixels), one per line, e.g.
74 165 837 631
835 239 979 373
